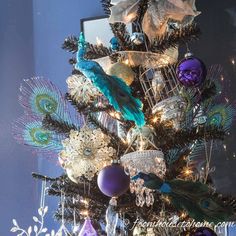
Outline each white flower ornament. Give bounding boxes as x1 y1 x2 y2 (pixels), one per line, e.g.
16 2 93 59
59 127 115 182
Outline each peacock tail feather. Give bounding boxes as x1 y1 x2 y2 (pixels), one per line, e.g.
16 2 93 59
206 104 235 131
168 179 234 223
135 173 234 223
19 77 73 124
75 33 145 127
165 148 182 164
13 116 63 157
188 141 206 167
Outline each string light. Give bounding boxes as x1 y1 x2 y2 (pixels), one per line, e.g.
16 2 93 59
80 210 89 217
115 112 121 119
152 116 158 123
231 58 235 65
139 140 145 151
162 196 171 204
124 59 130 65
122 139 127 144
109 111 121 119
223 144 227 151
81 199 89 205
182 167 193 176
180 211 188 219
96 37 103 46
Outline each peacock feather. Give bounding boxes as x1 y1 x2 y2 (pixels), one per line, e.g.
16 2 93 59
206 104 235 131
19 77 73 124
13 116 63 157
165 148 184 164
75 33 145 127
188 141 205 165
134 172 234 223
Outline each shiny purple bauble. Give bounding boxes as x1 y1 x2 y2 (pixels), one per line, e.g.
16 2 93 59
192 227 217 236
97 164 130 197
176 56 207 87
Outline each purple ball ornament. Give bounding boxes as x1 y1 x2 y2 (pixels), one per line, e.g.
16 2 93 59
191 227 217 236
97 161 130 197
176 53 207 87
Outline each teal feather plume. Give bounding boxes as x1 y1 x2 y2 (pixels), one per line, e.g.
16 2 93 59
134 172 234 223
13 116 63 157
19 77 73 124
169 179 234 223
206 104 235 131
187 142 206 169
75 33 145 127
15 78 82 157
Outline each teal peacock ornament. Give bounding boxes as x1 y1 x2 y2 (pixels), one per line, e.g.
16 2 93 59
19 77 73 124
206 104 235 131
75 33 145 127
13 116 63 157
133 172 234 223
14 78 82 157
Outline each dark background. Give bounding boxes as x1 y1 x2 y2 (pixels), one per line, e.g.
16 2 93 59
0 0 236 235
193 0 236 195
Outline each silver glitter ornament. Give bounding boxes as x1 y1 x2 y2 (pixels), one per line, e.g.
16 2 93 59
130 32 145 45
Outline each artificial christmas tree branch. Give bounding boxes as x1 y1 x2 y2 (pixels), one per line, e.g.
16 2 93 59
109 23 132 50
151 23 201 53
62 36 111 59
154 124 225 151
87 114 128 154
32 172 65 182
62 24 200 58
42 114 77 134
33 172 236 230
65 93 134 150
65 93 113 114
85 42 111 59
100 0 113 16
135 0 149 25
62 35 78 53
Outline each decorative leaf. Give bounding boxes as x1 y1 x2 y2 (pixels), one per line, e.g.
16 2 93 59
43 206 48 214
38 207 43 216
28 226 32 235
12 219 18 227
56 231 63 236
33 216 39 223
34 225 38 233
10 227 18 232
42 228 48 233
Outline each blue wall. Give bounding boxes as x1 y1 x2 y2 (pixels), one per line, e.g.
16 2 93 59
0 0 36 234
0 0 103 234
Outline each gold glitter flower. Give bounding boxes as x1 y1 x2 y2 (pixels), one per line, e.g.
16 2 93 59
59 127 115 182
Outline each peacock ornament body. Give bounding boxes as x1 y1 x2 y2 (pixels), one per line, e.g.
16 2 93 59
75 33 145 127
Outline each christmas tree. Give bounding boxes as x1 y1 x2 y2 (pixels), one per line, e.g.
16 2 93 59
11 0 236 235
